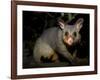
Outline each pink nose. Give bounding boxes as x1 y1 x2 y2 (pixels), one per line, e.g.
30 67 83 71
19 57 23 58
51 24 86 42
67 37 73 45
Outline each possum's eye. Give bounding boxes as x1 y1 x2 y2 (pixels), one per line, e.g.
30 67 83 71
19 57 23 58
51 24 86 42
65 32 68 36
73 32 77 37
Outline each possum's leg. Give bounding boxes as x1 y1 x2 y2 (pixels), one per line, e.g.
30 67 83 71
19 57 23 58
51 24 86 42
33 39 59 64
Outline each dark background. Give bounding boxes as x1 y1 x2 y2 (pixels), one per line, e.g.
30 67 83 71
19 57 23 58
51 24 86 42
22 11 90 68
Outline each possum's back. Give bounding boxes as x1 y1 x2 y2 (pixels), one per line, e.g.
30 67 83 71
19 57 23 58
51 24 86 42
38 27 58 49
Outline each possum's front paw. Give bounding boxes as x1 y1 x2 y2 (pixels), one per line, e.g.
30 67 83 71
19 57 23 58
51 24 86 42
71 50 80 65
73 50 77 58
71 57 79 66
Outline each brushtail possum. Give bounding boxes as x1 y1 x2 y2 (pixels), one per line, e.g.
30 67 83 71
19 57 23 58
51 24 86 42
33 18 84 65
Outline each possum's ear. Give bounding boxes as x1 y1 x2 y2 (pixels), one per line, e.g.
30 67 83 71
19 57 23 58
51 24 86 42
58 19 65 29
75 18 84 31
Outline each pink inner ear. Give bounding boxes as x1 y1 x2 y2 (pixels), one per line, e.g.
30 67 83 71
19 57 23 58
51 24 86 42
77 21 83 30
59 22 64 29
76 18 84 24
75 18 84 30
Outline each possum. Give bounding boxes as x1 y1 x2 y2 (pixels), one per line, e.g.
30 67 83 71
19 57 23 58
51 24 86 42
33 18 84 65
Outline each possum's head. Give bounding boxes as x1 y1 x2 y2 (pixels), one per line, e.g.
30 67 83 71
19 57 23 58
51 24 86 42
58 18 84 46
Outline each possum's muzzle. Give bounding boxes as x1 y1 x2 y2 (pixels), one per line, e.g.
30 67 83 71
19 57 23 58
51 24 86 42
63 35 74 46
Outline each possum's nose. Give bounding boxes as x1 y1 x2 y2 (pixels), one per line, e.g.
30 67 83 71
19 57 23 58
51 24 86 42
67 37 73 45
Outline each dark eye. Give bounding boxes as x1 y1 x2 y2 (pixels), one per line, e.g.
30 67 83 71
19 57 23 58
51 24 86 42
73 32 77 37
65 32 68 36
